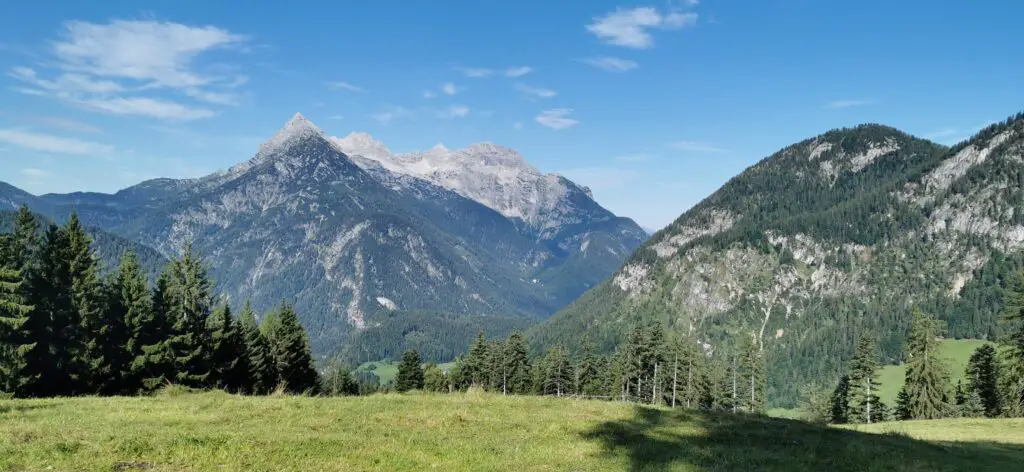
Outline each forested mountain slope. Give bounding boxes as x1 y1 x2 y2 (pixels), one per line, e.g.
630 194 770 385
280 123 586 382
1 114 645 357
532 113 1024 406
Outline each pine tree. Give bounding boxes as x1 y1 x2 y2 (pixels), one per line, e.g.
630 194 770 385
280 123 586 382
739 334 766 413
20 224 81 397
576 335 600 397
999 271 1024 414
269 302 319 394
502 332 531 395
960 387 986 418
102 252 151 394
966 344 1001 417
829 375 851 424
904 308 951 420
0 265 32 393
895 387 913 420
138 270 176 390
64 214 112 394
848 336 882 423
162 245 214 388
463 331 490 387
395 349 425 392
239 302 276 394
208 304 249 392
542 346 573 396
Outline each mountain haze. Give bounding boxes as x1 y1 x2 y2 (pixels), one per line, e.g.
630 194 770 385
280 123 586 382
532 112 1024 406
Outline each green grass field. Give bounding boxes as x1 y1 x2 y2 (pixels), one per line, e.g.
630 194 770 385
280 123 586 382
356 360 455 386
3 391 1024 471
877 339 990 405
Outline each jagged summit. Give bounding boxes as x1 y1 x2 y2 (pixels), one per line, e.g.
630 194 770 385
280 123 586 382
258 112 325 155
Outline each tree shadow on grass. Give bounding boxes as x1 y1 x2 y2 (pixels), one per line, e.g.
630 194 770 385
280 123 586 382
582 406 1024 472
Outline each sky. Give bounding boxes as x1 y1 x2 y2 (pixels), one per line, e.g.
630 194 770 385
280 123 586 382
0 1 1022 230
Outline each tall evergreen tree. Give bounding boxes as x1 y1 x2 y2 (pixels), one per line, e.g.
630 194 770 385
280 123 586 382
109 251 158 394
576 336 602 397
269 302 319 394
20 224 80 397
894 387 913 420
65 215 124 394
848 336 883 424
966 344 1001 417
463 331 490 387
395 349 425 392
163 244 214 388
501 332 531 395
239 302 276 394
0 265 32 393
542 346 573 396
999 270 1024 414
138 270 175 390
904 308 950 420
208 304 249 392
829 375 851 424
739 333 766 413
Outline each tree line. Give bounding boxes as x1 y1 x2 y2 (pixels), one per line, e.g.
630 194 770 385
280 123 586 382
0 207 320 397
387 323 769 414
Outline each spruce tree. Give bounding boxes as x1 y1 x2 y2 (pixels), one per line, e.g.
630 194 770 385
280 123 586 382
966 344 1001 417
960 387 986 418
269 302 319 394
542 346 573 396
138 270 176 390
848 336 883 423
110 251 158 394
395 349 425 392
163 244 214 388
502 332 531 395
829 375 851 424
895 387 913 420
999 270 1024 414
240 302 276 394
21 224 80 397
739 334 766 413
904 308 951 420
65 214 112 394
576 336 601 397
463 331 489 387
208 304 249 392
0 265 32 393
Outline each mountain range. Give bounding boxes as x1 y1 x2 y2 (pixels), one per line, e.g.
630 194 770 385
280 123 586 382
531 112 1024 406
1 113 646 359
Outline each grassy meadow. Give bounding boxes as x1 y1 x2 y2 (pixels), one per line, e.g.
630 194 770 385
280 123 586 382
876 339 990 405
3 391 1024 471
356 360 455 386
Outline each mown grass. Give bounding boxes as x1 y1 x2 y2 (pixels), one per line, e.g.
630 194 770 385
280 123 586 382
3 391 1024 471
877 339 990 405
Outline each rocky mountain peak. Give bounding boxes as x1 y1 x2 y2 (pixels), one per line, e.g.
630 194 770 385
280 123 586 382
258 112 326 156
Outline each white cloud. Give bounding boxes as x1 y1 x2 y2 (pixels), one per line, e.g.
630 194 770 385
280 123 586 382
825 99 871 109
437 105 470 119
536 109 579 130
0 128 114 156
515 83 557 99
77 96 215 120
371 106 412 125
579 56 639 72
423 90 437 99
457 67 493 78
21 168 51 178
442 82 458 96
505 66 533 77
326 81 364 92
587 7 698 49
11 20 249 121
670 140 726 153
557 166 639 190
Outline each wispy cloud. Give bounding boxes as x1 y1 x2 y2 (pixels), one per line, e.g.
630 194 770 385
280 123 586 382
326 81 364 92
587 7 698 49
456 67 493 78
514 83 557 99
21 168 51 178
825 99 872 109
536 109 579 130
442 82 458 96
505 66 533 77
437 105 470 119
10 19 249 120
371 106 412 125
579 56 639 72
0 128 114 156
670 140 727 153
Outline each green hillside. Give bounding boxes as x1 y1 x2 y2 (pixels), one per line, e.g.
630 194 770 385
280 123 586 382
876 339 991 406
3 392 1024 471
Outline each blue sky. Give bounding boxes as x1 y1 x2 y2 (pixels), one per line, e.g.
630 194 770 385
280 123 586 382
0 0 1021 229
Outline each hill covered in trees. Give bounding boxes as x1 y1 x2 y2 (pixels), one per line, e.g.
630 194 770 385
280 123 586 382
531 112 1024 406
